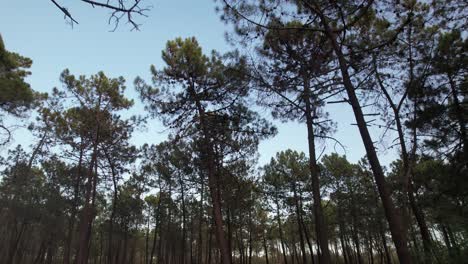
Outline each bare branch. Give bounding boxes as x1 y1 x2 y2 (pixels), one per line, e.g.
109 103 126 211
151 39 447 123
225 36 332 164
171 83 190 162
50 0 152 30
50 0 79 25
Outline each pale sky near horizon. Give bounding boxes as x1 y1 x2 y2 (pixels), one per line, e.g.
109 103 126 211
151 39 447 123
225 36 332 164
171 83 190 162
0 0 399 168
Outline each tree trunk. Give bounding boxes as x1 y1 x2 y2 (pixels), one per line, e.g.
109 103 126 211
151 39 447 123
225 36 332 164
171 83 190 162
293 182 308 264
248 211 253 264
179 173 187 264
145 213 150 264
198 176 205 264
64 145 84 264
227 208 233 264
189 85 231 264
339 231 349 264
299 195 315 264
275 197 288 264
6 220 27 264
149 178 162 264
207 225 213 264
375 55 434 263
75 127 100 264
263 233 270 264
314 8 412 263
303 75 331 264
107 154 119 264
379 226 392 264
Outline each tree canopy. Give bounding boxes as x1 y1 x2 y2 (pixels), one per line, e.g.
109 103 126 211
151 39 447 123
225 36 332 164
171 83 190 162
0 1 467 263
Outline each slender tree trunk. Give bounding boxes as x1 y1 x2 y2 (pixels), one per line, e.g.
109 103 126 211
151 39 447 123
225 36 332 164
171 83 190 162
164 183 173 264
157 216 163 264
314 9 412 263
64 145 84 264
148 216 158 264
349 191 362 264
248 211 253 264
275 197 288 264
121 225 129 264
375 55 434 263
339 231 349 264
75 128 100 264
351 225 362 264
299 195 315 264
367 230 374 264
447 225 460 256
207 225 213 264
198 176 205 264
149 179 162 264
107 155 119 264
190 217 194 264
145 213 150 264
263 233 270 264
379 227 392 264
179 173 187 264
6 220 27 264
189 85 231 264
303 76 331 264
33 240 46 264
440 224 456 260
292 237 299 264
293 183 308 264
227 209 233 264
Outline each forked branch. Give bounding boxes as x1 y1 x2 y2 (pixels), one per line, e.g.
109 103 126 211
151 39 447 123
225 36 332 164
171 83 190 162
50 0 152 30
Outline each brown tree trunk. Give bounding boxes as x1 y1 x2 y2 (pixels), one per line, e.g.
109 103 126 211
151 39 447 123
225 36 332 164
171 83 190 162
207 225 213 264
275 197 288 264
339 232 348 264
106 153 119 264
64 145 84 264
293 183 308 264
367 230 374 264
75 127 100 264
375 55 435 263
303 76 331 264
299 195 315 264
248 211 253 264
314 9 412 263
145 214 150 264
179 172 187 264
198 177 205 264
379 226 392 264
6 221 27 264
189 85 231 264
149 182 162 264
349 190 363 264
263 233 270 264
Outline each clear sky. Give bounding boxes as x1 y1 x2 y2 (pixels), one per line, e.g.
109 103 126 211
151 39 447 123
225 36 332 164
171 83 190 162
0 0 398 167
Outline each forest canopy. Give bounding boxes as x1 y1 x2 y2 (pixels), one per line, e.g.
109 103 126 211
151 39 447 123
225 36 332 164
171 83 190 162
0 1 467 264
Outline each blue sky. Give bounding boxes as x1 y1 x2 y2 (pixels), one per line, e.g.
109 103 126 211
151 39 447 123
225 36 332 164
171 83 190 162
0 0 398 167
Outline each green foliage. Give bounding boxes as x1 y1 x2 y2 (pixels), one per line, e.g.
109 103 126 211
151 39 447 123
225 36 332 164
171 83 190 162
0 34 34 116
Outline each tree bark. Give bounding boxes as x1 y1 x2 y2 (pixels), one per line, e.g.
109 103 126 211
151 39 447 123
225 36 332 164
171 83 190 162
75 125 100 264
313 8 412 263
303 75 331 264
179 172 187 264
189 84 231 264
275 197 288 264
293 181 308 264
263 233 270 264
375 50 435 263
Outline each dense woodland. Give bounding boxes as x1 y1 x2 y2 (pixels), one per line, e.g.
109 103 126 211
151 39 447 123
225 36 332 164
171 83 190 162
0 0 467 263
